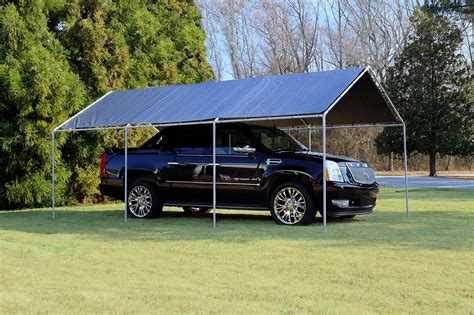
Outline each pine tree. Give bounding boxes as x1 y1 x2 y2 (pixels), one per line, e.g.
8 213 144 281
375 8 473 176
0 1 86 208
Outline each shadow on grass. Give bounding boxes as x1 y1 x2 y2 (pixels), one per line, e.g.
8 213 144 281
379 187 474 200
1 207 473 251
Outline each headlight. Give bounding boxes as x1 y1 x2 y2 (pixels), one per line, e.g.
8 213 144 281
325 160 344 182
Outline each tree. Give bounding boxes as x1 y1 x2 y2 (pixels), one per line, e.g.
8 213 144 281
423 1 474 68
376 9 472 176
0 1 85 209
426 0 473 15
56 0 213 203
0 0 213 208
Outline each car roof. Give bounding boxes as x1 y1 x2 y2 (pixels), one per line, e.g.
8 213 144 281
160 122 273 133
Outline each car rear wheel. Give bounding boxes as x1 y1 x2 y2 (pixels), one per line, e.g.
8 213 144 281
127 181 162 219
270 182 315 225
182 206 211 214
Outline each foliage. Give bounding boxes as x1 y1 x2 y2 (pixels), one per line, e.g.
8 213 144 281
426 0 474 16
0 0 213 209
375 8 473 176
0 1 86 209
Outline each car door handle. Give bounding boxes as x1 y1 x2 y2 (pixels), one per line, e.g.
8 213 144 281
167 161 180 166
266 159 282 166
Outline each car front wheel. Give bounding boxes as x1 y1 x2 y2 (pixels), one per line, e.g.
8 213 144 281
127 181 162 218
270 182 315 225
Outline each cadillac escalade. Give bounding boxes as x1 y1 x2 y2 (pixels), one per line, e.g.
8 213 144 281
99 123 378 225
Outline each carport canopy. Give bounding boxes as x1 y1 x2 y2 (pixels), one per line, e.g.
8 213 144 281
57 67 402 130
52 66 408 231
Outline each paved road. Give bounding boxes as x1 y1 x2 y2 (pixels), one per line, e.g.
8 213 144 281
376 176 474 190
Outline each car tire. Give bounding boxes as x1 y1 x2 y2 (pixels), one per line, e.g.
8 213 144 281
127 181 162 219
182 206 211 214
270 181 315 225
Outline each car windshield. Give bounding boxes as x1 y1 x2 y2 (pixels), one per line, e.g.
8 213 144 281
251 128 307 152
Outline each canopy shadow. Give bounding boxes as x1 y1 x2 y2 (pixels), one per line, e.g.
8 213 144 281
1 208 472 251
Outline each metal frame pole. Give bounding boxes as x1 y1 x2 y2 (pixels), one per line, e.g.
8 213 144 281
308 125 312 150
212 118 219 228
124 125 129 223
322 114 327 232
402 123 409 216
51 130 56 219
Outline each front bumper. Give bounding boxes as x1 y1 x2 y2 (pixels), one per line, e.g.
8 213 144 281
312 182 379 216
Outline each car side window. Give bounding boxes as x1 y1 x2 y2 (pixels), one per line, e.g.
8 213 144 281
159 126 254 156
142 131 173 151
142 131 163 149
215 129 253 155
159 133 175 151
173 126 212 155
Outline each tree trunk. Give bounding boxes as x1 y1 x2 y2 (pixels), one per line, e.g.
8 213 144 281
388 152 394 171
429 152 436 176
33 194 38 209
445 155 452 171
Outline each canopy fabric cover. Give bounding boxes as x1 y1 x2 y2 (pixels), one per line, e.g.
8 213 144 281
58 67 402 130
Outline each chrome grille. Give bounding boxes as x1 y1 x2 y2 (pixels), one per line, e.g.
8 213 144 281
346 162 376 185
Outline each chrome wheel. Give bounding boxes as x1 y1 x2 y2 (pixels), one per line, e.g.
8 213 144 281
128 185 153 218
273 187 306 224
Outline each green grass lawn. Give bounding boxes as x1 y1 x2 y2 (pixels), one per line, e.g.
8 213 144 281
1 188 473 313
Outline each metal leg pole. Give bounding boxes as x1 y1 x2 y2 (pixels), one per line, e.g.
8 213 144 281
402 123 409 217
124 126 128 223
308 126 312 150
51 131 55 219
322 115 327 232
212 118 218 228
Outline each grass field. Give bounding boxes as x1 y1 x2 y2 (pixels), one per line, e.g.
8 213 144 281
1 188 473 313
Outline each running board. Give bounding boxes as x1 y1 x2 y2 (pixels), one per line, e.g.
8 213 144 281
162 202 268 211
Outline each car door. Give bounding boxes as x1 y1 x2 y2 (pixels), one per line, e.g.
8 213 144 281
167 125 213 203
137 129 177 202
206 126 265 206
167 125 265 207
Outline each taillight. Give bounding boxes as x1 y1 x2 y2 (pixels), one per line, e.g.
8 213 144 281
100 153 107 177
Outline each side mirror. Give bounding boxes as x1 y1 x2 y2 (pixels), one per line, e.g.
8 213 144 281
233 145 256 155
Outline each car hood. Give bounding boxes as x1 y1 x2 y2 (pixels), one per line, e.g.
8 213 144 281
274 150 363 163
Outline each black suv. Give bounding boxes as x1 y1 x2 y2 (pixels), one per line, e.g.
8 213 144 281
99 123 378 225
